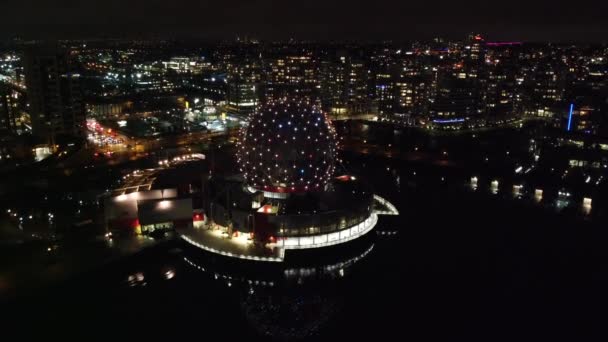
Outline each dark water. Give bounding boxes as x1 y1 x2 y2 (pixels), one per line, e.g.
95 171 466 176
5 181 608 341
4 129 608 340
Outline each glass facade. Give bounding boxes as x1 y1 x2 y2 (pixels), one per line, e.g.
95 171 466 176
141 221 173 235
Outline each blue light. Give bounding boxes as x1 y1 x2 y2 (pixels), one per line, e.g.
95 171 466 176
567 103 574 132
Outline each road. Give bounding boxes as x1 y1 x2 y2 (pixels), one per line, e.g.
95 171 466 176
59 127 239 170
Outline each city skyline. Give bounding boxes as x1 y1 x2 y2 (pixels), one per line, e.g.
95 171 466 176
2 4 608 339
1 0 607 43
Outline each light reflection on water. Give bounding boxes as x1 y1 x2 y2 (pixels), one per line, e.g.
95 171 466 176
5 122 606 339
6 185 605 341
177 240 377 340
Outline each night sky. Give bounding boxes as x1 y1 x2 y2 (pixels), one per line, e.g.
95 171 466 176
2 0 607 42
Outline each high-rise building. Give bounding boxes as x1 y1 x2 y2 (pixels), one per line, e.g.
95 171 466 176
391 54 435 125
320 55 347 113
520 49 568 118
263 50 319 102
375 69 396 118
346 58 371 113
320 51 370 116
394 76 431 125
429 74 478 129
0 84 18 132
227 81 258 115
369 47 397 119
463 33 485 79
481 50 518 124
23 45 85 143
226 55 262 115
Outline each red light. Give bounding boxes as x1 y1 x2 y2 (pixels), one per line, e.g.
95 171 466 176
336 175 351 181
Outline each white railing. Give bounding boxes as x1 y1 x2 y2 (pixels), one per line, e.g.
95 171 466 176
179 196 393 260
180 234 284 262
275 213 378 250
373 194 399 215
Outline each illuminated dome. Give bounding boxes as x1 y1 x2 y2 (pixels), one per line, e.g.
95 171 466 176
237 98 337 192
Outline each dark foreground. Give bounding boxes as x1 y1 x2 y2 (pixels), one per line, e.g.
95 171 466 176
3 179 608 341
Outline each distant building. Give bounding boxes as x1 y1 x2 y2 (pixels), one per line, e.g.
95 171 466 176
374 69 396 118
86 99 133 119
23 45 85 143
227 81 258 115
482 61 517 123
561 104 599 134
0 84 18 132
463 33 485 79
263 51 319 102
320 51 370 116
226 56 261 115
429 75 478 129
161 56 212 74
523 54 567 118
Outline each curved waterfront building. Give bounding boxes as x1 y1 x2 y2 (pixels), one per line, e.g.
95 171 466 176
177 97 398 261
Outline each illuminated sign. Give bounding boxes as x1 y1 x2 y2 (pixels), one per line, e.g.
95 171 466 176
567 103 574 131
